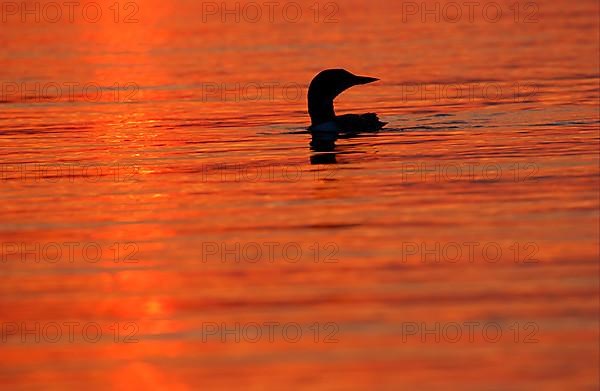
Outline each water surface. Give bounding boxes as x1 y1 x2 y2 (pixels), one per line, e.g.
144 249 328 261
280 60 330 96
0 0 599 389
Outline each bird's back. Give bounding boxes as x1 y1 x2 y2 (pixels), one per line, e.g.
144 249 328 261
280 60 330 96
334 113 387 132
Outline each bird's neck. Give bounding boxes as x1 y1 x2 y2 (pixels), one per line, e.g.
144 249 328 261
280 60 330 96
308 96 336 126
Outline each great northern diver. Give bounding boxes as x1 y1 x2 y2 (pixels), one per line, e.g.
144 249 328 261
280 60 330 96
308 69 387 132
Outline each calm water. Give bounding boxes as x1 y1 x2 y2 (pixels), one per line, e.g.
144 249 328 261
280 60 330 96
1 0 599 389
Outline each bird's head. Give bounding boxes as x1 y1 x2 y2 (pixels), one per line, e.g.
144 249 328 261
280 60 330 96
307 69 379 126
308 69 379 101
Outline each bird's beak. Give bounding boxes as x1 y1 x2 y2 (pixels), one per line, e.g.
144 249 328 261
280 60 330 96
352 75 380 85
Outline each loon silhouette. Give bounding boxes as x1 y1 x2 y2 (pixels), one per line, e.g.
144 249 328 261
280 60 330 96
308 69 386 133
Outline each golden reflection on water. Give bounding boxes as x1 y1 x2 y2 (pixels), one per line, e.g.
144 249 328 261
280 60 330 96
0 0 599 389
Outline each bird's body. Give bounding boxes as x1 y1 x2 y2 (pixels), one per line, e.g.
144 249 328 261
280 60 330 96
315 113 386 133
307 69 386 133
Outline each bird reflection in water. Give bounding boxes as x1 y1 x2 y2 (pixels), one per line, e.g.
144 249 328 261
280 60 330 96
310 130 339 164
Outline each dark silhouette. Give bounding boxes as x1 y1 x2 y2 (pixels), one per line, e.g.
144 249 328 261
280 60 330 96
307 69 386 162
308 69 386 132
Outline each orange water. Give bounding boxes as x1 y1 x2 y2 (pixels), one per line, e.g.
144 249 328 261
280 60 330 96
1 0 599 389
